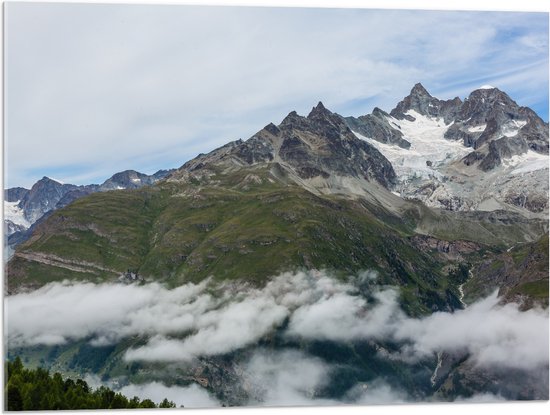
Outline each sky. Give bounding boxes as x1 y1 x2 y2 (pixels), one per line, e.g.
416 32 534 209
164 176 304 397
3 1 549 188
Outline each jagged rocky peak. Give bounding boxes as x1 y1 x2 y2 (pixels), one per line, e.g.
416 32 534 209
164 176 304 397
99 169 175 190
371 107 391 118
277 102 398 187
280 110 308 128
262 122 280 136
457 86 520 124
173 101 397 189
390 83 462 123
410 82 431 97
100 170 149 190
307 101 333 119
18 177 79 224
442 85 549 169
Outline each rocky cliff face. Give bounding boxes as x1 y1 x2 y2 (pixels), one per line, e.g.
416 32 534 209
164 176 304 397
345 84 549 215
4 187 29 203
343 107 411 149
18 177 81 224
390 82 463 124
176 102 397 190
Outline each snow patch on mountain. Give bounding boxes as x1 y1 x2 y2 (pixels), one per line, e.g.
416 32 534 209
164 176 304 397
4 201 31 229
504 151 549 175
468 124 486 133
501 120 527 138
354 110 471 183
47 177 65 185
478 85 496 90
353 111 548 215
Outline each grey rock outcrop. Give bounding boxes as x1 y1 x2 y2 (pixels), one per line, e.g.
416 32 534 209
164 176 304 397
4 187 29 203
343 107 411 149
18 177 80 224
479 136 529 171
442 87 549 168
177 101 397 189
389 83 462 123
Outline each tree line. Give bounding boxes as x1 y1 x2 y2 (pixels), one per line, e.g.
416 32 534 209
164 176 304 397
4 357 177 411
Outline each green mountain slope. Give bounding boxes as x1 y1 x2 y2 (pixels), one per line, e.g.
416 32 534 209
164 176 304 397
463 233 549 308
7 165 440 313
7 160 547 314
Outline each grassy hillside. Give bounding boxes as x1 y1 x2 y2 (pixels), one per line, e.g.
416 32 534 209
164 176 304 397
463 233 549 308
6 164 547 313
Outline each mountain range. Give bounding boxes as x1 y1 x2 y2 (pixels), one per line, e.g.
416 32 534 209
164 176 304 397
3 83 549 406
4 169 175 254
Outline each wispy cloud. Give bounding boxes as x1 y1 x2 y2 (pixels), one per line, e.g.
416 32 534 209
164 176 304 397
4 4 548 187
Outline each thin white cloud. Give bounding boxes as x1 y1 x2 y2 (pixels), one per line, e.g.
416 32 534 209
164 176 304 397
286 288 404 341
452 392 506 403
243 349 411 406
391 292 550 371
125 295 289 361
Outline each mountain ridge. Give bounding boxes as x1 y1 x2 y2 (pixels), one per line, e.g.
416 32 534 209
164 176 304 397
4 169 176 244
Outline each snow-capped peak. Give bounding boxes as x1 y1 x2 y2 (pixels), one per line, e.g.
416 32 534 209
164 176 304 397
477 85 496 90
43 176 65 185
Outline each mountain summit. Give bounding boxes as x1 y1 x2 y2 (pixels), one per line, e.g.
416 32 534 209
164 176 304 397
345 84 549 213
174 101 397 189
389 83 463 123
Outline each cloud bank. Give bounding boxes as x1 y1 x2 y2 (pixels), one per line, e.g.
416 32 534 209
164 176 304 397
5 270 548 372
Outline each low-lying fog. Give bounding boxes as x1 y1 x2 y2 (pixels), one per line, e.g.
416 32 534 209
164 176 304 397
6 270 548 407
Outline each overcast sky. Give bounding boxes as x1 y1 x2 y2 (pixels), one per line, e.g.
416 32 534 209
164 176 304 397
4 2 549 188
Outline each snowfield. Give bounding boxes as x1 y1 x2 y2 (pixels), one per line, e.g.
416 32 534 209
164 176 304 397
501 120 527 138
504 151 549 175
353 111 548 215
4 201 31 229
354 110 471 183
